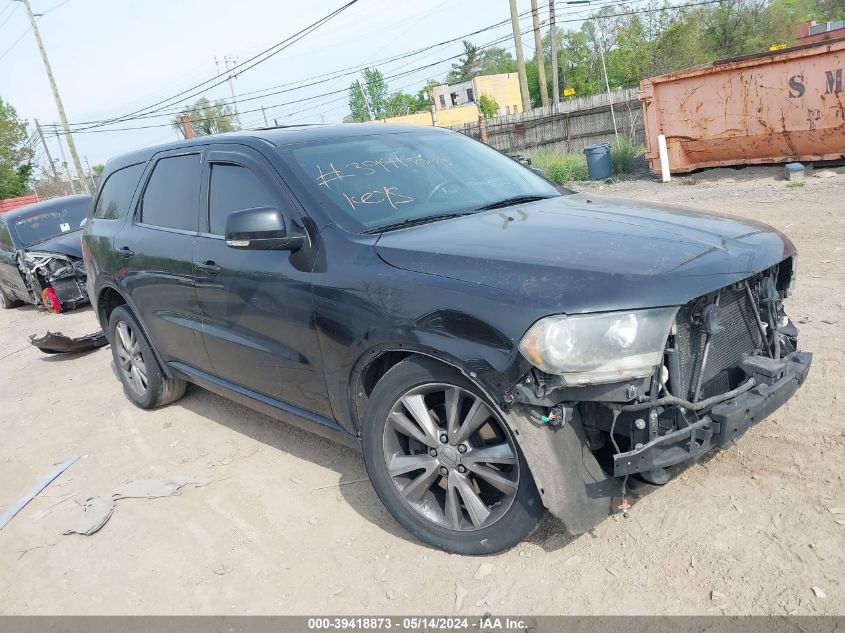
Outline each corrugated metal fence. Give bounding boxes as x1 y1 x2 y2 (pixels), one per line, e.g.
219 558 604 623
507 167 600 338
450 88 644 154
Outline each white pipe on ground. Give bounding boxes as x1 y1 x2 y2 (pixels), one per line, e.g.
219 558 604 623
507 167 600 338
657 134 671 183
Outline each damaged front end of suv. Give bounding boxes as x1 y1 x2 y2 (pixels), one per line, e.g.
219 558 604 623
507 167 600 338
506 257 810 533
18 249 89 313
0 194 92 314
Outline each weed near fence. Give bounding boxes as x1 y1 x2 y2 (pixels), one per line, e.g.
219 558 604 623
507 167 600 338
530 138 644 184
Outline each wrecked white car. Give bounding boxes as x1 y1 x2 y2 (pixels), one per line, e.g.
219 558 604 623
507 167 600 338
0 195 92 313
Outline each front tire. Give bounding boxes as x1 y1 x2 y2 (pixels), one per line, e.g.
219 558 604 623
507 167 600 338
0 288 22 309
362 357 543 554
108 305 186 409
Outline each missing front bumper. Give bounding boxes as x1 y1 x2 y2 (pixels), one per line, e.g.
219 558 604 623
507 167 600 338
612 350 812 477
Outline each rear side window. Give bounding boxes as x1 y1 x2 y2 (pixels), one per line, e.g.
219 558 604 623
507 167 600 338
140 154 201 231
208 163 275 235
94 163 144 220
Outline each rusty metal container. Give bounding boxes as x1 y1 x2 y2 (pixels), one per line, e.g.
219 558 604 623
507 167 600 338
639 38 845 174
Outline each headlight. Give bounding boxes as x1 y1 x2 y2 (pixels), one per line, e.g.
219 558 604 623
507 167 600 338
518 307 678 386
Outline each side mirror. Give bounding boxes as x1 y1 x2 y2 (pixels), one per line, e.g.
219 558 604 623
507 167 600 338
225 206 306 251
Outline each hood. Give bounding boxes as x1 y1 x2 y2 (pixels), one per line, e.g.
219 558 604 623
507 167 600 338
25 230 83 259
374 193 795 314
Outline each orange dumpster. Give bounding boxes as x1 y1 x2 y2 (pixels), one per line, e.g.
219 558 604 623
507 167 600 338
639 37 845 175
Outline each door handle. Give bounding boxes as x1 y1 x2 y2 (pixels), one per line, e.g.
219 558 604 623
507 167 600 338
117 246 134 257
197 260 221 275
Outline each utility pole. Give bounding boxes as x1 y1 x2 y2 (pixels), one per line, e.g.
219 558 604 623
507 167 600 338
509 0 532 113
530 0 549 108
180 114 195 139
17 0 88 193
54 130 76 194
83 155 96 189
261 106 269 127
594 17 618 140
548 0 560 107
34 118 59 180
478 115 488 144
424 90 438 127
216 56 243 128
357 78 375 121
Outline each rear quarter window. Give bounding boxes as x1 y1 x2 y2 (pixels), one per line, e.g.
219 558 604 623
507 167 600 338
94 163 145 220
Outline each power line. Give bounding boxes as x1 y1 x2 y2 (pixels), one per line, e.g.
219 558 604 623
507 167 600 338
0 1 18 29
40 0 72 15
72 0 361 132
46 0 717 135
52 2 564 130
0 26 30 62
0 0 73 61
45 3 585 134
46 27 529 134
54 7 532 129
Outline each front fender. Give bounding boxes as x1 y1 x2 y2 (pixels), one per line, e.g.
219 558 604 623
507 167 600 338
348 336 529 433
506 404 620 533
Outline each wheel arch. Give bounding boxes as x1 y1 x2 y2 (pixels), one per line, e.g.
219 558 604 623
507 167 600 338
350 344 516 435
95 284 176 380
96 284 128 332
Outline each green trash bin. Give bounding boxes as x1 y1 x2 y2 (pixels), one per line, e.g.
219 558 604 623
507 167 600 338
584 143 612 180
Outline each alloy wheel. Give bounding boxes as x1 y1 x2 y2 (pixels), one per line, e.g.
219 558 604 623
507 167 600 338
114 320 148 395
382 383 519 532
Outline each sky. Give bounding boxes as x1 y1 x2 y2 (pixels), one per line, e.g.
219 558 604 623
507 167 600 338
0 0 594 170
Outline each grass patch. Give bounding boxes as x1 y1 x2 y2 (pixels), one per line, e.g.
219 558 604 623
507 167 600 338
530 151 589 183
610 137 643 175
787 180 806 188
530 138 644 184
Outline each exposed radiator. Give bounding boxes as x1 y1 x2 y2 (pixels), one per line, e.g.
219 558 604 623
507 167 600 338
673 284 763 400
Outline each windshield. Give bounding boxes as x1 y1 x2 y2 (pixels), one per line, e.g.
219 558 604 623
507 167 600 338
282 130 561 233
11 200 90 248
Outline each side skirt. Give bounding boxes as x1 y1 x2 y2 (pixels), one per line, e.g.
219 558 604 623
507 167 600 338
168 361 361 451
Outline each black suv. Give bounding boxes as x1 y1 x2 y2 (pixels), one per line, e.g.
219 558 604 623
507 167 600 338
84 125 810 554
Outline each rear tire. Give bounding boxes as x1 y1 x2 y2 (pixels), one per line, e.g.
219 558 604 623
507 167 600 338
108 305 186 409
362 356 543 554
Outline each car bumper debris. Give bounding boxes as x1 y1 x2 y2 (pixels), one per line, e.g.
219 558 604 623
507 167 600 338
29 330 108 354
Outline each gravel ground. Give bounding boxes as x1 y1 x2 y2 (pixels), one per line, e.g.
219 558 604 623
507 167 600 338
0 164 843 615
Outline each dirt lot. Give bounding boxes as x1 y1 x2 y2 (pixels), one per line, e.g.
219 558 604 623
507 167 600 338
1 165 843 615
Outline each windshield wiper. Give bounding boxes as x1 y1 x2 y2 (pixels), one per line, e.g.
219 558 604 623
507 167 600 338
474 195 554 211
363 213 467 234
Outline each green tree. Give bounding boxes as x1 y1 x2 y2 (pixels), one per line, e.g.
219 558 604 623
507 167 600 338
415 79 440 111
384 92 419 117
362 68 388 118
31 167 69 199
172 97 237 138
447 40 483 82
347 68 391 121
0 98 33 199
92 163 105 177
478 94 499 118
479 47 516 75
348 79 370 121
349 69 429 121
